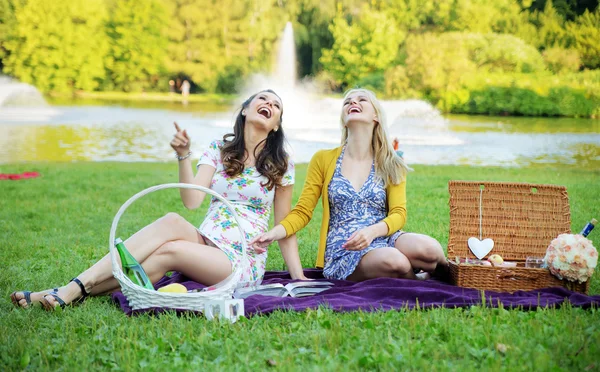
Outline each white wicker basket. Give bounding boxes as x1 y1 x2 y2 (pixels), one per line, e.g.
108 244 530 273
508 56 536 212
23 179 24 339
109 183 250 311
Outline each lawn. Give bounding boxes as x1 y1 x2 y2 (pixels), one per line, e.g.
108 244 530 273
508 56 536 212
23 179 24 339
1 162 599 370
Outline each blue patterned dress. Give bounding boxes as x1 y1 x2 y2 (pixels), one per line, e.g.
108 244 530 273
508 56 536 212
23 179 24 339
324 145 404 280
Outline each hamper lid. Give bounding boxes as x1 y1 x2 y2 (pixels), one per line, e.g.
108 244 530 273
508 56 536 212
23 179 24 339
447 181 571 261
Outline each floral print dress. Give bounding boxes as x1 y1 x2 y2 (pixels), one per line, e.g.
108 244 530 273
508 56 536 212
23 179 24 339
197 140 295 284
324 145 404 280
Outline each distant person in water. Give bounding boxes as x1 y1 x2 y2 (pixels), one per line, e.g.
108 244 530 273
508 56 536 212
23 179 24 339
169 80 175 95
251 88 448 282
181 80 190 98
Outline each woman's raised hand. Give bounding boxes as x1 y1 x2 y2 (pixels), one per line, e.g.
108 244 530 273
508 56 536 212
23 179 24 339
170 122 191 156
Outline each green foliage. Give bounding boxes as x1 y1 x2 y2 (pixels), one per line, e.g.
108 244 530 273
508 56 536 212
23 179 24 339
104 0 168 92
442 71 600 117
164 0 287 93
0 0 19 66
543 47 581 73
320 4 404 89
384 65 417 98
404 32 546 104
3 0 108 93
566 7 600 69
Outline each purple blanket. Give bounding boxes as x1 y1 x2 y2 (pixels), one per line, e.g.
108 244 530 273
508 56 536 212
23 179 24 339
111 269 599 316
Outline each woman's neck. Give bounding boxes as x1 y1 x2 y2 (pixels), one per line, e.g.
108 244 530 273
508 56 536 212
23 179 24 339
243 126 268 163
345 129 373 161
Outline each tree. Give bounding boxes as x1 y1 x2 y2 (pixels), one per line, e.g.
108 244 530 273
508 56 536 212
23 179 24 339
3 0 108 92
163 0 287 93
320 3 404 89
0 0 20 70
104 0 168 92
566 7 600 68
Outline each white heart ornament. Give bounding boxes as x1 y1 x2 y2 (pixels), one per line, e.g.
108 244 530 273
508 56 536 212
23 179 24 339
467 237 495 259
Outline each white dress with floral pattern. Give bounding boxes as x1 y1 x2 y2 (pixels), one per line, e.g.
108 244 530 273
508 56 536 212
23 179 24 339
197 140 294 284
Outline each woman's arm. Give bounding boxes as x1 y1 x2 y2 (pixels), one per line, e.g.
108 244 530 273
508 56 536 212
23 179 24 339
273 184 307 280
170 123 217 209
178 163 216 209
250 151 326 249
278 151 326 236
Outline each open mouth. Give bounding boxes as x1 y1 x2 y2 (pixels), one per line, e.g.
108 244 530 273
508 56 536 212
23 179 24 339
348 106 362 114
258 107 272 119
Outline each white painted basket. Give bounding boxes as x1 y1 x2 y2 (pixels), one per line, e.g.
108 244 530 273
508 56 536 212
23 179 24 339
109 183 249 311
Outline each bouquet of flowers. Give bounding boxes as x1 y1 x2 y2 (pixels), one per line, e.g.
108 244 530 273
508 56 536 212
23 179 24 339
544 234 598 283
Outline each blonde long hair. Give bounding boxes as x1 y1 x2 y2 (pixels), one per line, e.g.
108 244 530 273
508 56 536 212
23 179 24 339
340 88 411 186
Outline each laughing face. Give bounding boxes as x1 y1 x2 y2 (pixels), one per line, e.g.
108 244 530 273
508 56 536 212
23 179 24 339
341 91 379 127
243 91 283 132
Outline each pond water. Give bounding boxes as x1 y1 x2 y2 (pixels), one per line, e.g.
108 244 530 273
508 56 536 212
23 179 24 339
0 97 598 168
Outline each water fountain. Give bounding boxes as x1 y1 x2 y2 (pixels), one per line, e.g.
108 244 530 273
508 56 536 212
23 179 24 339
239 22 463 162
0 76 60 121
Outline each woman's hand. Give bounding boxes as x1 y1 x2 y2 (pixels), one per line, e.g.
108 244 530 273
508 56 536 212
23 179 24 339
249 225 287 254
249 230 278 254
170 122 191 156
343 226 377 251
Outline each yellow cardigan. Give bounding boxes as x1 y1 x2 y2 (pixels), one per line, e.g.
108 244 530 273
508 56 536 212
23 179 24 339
280 146 407 268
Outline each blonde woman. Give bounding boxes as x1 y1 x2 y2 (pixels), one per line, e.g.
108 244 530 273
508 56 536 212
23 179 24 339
250 88 447 281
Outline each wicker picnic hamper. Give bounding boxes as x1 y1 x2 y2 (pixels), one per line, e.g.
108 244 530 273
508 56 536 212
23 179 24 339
447 181 589 294
108 183 251 311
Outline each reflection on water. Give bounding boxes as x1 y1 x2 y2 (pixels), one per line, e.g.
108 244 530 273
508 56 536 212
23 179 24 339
0 100 599 168
448 114 600 134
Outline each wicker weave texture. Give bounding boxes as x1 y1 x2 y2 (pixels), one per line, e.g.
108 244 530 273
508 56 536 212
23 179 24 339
448 181 571 261
446 181 588 294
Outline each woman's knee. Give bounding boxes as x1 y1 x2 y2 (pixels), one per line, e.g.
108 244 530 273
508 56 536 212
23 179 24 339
159 212 186 226
379 255 412 277
401 234 444 263
419 236 445 261
154 240 181 258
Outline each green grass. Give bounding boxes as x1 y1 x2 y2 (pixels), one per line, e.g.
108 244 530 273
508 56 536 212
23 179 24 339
1 162 599 370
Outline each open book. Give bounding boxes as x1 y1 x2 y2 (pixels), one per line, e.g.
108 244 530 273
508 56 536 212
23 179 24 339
233 281 334 299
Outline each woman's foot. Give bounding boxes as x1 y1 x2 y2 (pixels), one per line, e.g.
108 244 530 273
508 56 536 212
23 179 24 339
40 278 90 311
11 288 58 309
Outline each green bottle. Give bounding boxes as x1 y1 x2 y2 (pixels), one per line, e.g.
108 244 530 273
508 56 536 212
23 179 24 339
114 238 154 290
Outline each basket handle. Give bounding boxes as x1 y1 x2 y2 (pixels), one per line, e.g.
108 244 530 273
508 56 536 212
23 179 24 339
108 183 249 281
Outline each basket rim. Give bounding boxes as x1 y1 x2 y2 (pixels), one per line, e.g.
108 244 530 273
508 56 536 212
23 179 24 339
108 183 251 304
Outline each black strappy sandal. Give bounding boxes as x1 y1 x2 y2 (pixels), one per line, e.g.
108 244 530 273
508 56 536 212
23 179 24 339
11 288 58 309
40 278 90 312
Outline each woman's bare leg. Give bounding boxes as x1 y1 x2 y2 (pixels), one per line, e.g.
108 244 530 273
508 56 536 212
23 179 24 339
394 233 448 276
346 247 417 282
12 213 205 308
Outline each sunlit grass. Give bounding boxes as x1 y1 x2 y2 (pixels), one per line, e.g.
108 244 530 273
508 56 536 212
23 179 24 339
1 162 598 370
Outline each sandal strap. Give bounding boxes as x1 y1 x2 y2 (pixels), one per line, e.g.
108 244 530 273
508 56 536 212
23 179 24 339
23 291 32 306
46 292 66 308
70 278 90 298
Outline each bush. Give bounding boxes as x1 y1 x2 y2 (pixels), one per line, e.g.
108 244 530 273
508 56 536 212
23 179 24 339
356 72 385 93
543 47 581 73
443 71 600 117
384 65 417 99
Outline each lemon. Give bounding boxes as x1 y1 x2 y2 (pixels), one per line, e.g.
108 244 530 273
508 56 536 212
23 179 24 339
157 283 188 293
488 254 504 265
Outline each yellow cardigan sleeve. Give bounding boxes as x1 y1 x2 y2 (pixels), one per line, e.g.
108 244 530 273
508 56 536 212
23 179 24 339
382 177 407 235
280 150 326 237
